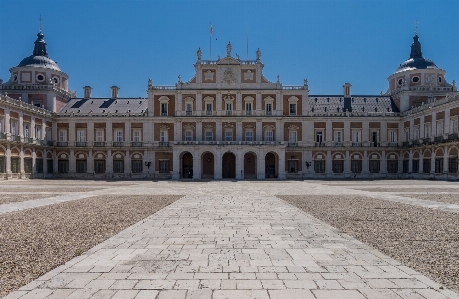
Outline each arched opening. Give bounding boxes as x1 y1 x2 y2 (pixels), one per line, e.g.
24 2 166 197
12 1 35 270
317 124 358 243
181 152 193 178
222 152 236 178
265 152 278 178
201 152 214 179
244 152 257 179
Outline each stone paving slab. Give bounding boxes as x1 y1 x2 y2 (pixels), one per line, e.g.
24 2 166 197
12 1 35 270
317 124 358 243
4 181 458 299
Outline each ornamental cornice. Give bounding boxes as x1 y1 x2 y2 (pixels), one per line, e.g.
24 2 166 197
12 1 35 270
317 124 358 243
0 95 54 118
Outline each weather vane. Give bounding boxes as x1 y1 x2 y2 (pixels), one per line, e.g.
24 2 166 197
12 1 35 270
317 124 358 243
39 15 43 32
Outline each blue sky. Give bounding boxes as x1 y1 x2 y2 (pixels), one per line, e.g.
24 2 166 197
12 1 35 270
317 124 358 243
1 0 459 98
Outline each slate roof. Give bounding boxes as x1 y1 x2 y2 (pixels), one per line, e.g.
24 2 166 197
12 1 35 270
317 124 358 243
59 98 148 114
308 96 399 113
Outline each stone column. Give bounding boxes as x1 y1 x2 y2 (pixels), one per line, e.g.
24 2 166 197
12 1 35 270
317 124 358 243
106 149 113 177
257 150 265 179
380 121 387 143
443 145 449 174
344 150 351 177
4 108 10 137
276 119 284 142
344 121 350 142
69 122 76 145
125 121 131 146
419 152 424 174
177 92 182 116
255 119 262 141
420 115 425 138
236 147 243 179
326 150 332 177
19 112 24 141
196 92 202 116
431 112 437 136
362 150 369 177
6 143 11 178
409 150 413 173
278 150 286 179
380 150 387 175
362 121 369 143
275 91 282 116
216 121 222 141
216 92 222 116
31 118 36 140
174 120 181 142
124 150 131 176
214 149 222 179
106 122 112 144
256 92 262 116
87 122 94 146
52 122 58 144
196 120 202 141
171 149 179 179
431 151 436 176
445 108 451 134
236 120 242 141
236 92 242 116
193 153 201 180
41 122 46 143
326 121 332 144
69 149 75 175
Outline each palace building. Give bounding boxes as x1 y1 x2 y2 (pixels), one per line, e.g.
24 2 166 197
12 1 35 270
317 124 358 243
1 29 459 180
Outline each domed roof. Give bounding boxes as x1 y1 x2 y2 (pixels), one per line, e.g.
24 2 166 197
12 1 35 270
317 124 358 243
396 34 439 73
16 31 61 71
18 55 61 71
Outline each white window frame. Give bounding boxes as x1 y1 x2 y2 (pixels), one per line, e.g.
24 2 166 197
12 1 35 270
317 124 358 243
185 130 193 141
265 130 273 141
35 126 41 139
437 121 444 136
316 130 323 143
160 103 168 116
77 129 86 142
24 124 30 138
413 126 419 140
205 130 213 141
389 130 397 143
424 123 430 138
95 129 104 142
334 130 342 142
11 121 18 136
289 131 297 143
289 103 297 115
225 130 233 141
133 129 142 142
451 118 458 134
58 129 67 142
160 130 168 142
114 129 123 142
352 130 361 142
245 130 253 141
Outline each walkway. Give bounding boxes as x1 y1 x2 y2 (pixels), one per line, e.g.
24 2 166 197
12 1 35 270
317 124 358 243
4 181 459 299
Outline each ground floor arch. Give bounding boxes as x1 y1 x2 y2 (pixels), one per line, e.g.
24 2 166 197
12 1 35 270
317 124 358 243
222 152 236 179
265 152 278 178
180 151 193 178
244 152 257 179
201 152 214 179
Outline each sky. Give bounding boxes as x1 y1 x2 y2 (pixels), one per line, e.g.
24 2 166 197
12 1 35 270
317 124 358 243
1 0 459 98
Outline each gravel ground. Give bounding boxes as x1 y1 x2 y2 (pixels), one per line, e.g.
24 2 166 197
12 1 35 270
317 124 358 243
399 194 459 206
351 188 459 193
279 195 459 294
0 194 60 205
0 187 107 193
0 194 182 297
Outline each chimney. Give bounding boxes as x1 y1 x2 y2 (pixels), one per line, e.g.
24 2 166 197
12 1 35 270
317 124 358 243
343 83 352 98
111 86 119 99
83 86 92 99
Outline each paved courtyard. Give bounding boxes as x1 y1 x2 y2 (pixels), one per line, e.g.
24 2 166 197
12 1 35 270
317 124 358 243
2 180 459 299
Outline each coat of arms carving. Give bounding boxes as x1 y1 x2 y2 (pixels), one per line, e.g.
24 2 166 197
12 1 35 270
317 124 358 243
222 70 237 84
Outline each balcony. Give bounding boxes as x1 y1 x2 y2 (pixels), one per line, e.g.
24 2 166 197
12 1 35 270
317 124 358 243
315 142 325 147
402 141 410 147
411 140 420 146
225 110 232 116
46 140 54 146
57 141 68 147
387 142 398 147
131 142 143 147
13 135 21 142
185 111 192 116
205 110 212 116
352 142 362 147
37 139 46 146
0 133 6 140
76 141 86 147
246 110 252 116
288 142 298 147
434 136 445 143
161 112 168 116
334 142 343 147
265 110 272 116
159 142 170 147
112 141 124 147
448 133 458 141
25 137 33 143
422 137 431 145
94 141 105 147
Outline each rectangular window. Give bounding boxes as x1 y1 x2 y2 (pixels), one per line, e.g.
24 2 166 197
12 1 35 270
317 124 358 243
352 130 360 142
11 157 20 173
36 126 42 140
59 130 67 142
435 158 444 173
405 129 409 142
186 103 192 115
334 131 342 142
403 160 409 173
225 130 233 141
265 131 273 141
332 160 344 173
206 103 212 115
115 130 123 142
205 130 213 141
423 159 431 173
351 160 362 173
245 103 252 115
451 119 458 133
24 158 32 173
161 103 168 116
387 161 398 174
96 130 104 142
133 130 141 142
185 130 193 141
58 160 69 173
11 121 17 136
437 122 443 136
425 124 430 138
94 160 106 174
24 125 30 138
36 158 43 173
289 131 297 143
77 130 86 142
159 160 170 173
414 127 419 140
131 160 143 173
288 160 298 173
369 160 380 173
449 157 458 173
413 160 419 173
160 131 167 142
314 160 325 173
76 160 87 173
226 103 232 115
0 119 3 133
245 130 253 141
316 131 323 143
266 103 272 115
289 103 296 115
113 160 124 173
389 131 397 143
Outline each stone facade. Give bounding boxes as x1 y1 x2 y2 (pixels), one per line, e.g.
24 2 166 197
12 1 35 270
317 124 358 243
1 34 459 180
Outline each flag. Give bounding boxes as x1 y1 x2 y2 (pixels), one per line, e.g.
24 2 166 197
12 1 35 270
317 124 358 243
210 23 213 35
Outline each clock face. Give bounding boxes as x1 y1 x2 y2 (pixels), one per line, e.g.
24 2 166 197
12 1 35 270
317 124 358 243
426 74 434 83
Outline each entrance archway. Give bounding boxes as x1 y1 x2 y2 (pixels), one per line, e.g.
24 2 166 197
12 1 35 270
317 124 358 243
181 152 193 178
265 152 278 178
201 152 214 179
222 152 236 178
244 152 257 179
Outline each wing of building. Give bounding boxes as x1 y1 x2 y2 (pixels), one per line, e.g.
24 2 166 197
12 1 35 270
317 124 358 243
1 32 458 180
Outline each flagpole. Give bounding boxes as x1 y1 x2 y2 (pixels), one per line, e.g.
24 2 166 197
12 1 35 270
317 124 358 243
210 23 212 60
